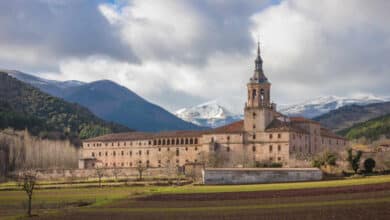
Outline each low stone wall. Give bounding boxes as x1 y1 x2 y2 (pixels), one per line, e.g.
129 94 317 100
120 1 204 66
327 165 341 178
13 168 174 181
202 168 322 185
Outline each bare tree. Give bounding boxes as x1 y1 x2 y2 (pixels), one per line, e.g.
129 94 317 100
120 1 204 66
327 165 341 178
136 162 148 181
18 170 37 217
95 167 105 187
112 166 121 181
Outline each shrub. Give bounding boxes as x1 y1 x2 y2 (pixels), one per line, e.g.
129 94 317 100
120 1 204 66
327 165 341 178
363 158 376 173
347 148 362 174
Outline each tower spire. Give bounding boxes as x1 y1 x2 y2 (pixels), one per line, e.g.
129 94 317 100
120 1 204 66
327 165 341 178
251 40 267 83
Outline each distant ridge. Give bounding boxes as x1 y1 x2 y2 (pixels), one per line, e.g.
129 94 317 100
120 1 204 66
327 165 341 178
313 101 390 132
7 70 204 132
0 72 131 145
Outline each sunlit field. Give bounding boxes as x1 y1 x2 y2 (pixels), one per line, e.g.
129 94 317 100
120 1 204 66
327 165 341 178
1 175 389 219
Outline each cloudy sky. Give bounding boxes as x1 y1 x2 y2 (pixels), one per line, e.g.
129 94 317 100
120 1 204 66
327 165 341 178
1 0 389 113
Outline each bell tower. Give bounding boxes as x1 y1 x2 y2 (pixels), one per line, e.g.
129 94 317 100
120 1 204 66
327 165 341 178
244 41 274 132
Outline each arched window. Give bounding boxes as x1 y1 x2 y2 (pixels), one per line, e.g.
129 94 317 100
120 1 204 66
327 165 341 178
260 89 265 103
252 89 256 99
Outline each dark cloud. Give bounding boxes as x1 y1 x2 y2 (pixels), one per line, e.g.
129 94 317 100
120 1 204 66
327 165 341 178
0 0 137 71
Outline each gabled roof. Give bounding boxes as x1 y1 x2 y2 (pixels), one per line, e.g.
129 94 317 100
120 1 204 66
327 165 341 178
210 120 244 134
84 130 206 142
290 117 320 125
320 128 346 140
265 119 308 134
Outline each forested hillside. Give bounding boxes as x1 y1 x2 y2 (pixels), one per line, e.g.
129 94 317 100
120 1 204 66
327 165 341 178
340 114 390 141
0 72 131 145
314 102 390 132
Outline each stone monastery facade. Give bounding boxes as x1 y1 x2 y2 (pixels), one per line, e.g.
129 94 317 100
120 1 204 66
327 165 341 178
79 43 346 169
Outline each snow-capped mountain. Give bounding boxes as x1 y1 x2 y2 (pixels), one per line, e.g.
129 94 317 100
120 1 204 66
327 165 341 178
279 95 390 118
175 101 242 128
6 70 85 97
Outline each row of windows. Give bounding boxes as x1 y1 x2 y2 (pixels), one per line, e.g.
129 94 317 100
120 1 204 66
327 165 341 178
252 133 283 140
215 145 283 153
86 137 200 148
153 138 198 146
91 147 198 158
101 159 198 168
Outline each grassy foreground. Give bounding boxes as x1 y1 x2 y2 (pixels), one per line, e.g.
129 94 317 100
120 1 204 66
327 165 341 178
0 175 389 219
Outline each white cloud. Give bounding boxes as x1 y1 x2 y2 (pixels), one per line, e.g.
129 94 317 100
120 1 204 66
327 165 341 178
2 0 390 114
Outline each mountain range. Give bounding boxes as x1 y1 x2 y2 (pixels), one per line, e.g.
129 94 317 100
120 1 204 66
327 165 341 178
175 101 242 128
278 95 389 118
314 101 390 132
0 72 130 145
6 70 202 132
174 96 390 129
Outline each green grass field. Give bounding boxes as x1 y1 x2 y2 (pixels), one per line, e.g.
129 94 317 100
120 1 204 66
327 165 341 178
0 175 389 220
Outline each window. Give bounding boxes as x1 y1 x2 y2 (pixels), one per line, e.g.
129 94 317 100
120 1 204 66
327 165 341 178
121 162 124 167
278 134 281 139
278 145 281 152
167 147 170 151
146 160 150 167
252 145 256 152
158 139 161 145
195 147 198 151
92 152 95 157
105 152 108 156
227 136 230 141
167 139 170 145
113 151 116 156
98 152 101 156
158 148 161 152
252 89 256 99
148 140 152 145
130 151 132 156
162 139 166 145
190 138 193 144
87 144 90 147
278 157 281 161
269 145 273 152
130 162 132 167
252 112 256 118
185 138 189 144
181 138 184 144
269 134 273 139
153 140 157 145
253 124 256 129
269 157 273 161
117 142 120 146
146 150 149 155
185 147 188 151
194 138 198 144
121 151 124 156
138 150 142 155
253 134 256 140
176 148 179 156
227 147 230 152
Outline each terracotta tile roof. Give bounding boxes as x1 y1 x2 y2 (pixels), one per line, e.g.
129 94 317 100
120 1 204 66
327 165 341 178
210 120 244 134
320 128 346 140
290 117 320 125
266 119 308 133
84 130 207 142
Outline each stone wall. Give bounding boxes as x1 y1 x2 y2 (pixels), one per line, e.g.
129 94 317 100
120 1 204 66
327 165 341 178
202 168 322 185
14 167 177 181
